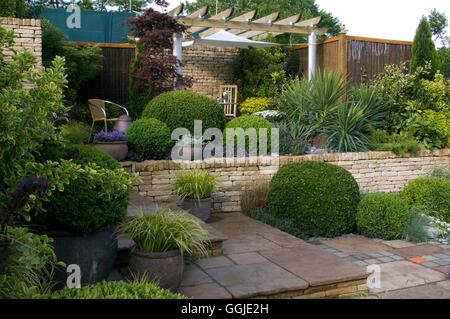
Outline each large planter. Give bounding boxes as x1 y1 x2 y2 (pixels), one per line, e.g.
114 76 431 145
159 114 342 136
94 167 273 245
181 198 212 222
50 225 118 286
92 141 128 161
129 249 183 291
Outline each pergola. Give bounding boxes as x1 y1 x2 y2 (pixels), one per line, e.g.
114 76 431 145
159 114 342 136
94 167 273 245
166 4 328 80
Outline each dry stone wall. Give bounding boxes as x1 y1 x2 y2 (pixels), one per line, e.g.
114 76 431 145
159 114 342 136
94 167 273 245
183 45 239 98
0 18 42 67
121 150 450 214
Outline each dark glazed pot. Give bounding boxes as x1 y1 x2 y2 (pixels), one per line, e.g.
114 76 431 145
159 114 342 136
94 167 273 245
181 198 212 222
129 249 184 291
92 142 128 161
50 225 118 286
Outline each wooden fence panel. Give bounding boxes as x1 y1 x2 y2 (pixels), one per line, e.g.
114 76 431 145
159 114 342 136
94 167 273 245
78 45 135 106
347 37 412 84
293 35 412 84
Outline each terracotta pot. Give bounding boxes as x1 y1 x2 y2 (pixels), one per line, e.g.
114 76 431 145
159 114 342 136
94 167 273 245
113 115 132 133
129 249 184 291
49 225 118 286
180 198 212 222
92 141 128 161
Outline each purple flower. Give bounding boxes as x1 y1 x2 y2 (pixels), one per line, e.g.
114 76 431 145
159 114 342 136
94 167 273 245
93 130 127 142
7 175 50 212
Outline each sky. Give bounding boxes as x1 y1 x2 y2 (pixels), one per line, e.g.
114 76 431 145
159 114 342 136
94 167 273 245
154 0 450 45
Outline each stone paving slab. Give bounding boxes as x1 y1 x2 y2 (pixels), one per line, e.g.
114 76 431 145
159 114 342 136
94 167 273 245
227 252 268 265
222 235 281 254
379 281 450 299
179 283 232 299
382 240 415 249
260 246 367 287
370 261 446 293
320 236 393 255
394 244 443 259
195 256 234 270
204 262 309 298
180 264 213 287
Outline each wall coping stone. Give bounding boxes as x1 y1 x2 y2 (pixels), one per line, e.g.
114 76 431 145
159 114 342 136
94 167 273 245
121 149 450 172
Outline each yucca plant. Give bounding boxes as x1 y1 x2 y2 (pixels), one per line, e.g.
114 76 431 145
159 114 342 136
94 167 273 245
325 85 385 152
173 170 216 201
118 209 209 256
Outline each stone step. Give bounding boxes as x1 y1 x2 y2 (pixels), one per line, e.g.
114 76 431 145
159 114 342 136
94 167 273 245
115 193 228 266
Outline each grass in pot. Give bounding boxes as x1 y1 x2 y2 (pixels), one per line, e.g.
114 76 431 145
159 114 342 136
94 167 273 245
173 170 216 221
118 209 209 291
92 130 128 161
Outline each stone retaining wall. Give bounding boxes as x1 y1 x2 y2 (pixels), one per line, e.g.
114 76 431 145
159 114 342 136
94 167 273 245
1 18 42 67
121 150 450 213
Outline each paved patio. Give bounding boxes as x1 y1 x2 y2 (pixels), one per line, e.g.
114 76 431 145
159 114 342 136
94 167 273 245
315 236 450 298
179 213 368 299
116 194 450 299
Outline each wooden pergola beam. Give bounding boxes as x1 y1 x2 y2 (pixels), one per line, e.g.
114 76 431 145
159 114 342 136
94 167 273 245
167 4 184 17
252 16 322 40
201 10 257 37
239 13 301 39
295 16 322 27
228 12 280 35
178 17 327 35
189 8 234 34
186 6 209 19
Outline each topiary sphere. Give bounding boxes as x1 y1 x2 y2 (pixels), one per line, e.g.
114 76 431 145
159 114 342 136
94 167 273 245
224 115 273 154
268 161 360 237
356 193 410 240
142 91 226 134
402 177 450 222
127 118 173 160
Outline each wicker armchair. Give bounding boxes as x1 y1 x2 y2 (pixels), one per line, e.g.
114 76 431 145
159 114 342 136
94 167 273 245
88 99 129 134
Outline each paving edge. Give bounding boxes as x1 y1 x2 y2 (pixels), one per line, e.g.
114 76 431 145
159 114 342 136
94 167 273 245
248 277 369 299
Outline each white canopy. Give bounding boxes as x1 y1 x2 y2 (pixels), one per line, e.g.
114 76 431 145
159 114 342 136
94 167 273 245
182 30 278 48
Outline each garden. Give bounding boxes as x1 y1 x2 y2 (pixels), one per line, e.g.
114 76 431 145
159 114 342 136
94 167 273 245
0 0 450 300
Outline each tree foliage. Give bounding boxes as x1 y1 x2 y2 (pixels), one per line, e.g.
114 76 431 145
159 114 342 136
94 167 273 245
411 17 438 79
0 25 68 212
41 20 102 103
428 8 448 44
127 8 190 118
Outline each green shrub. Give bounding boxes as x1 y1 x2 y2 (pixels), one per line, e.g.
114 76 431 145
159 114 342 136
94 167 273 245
240 97 272 114
369 128 422 156
45 144 121 170
127 118 172 160
173 169 216 200
356 193 410 240
268 162 360 237
34 161 133 234
60 121 91 144
142 91 225 134
234 46 287 100
224 115 273 154
45 280 185 299
0 227 62 299
429 165 450 181
276 121 310 155
118 209 209 255
403 207 432 243
402 177 450 222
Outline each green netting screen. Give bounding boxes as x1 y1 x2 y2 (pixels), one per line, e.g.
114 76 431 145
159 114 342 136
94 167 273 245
41 8 135 43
